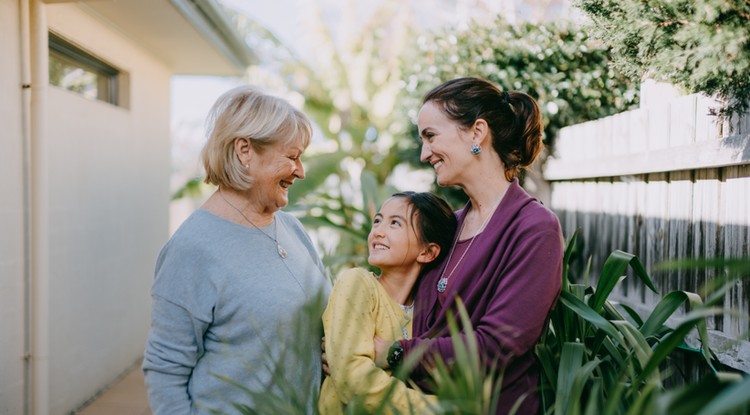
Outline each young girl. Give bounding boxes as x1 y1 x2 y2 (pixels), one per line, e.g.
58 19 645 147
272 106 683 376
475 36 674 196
318 191 457 414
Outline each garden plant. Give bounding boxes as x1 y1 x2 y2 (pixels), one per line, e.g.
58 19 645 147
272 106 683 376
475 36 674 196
225 232 750 414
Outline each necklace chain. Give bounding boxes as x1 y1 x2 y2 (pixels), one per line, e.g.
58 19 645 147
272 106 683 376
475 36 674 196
219 188 288 258
436 198 501 293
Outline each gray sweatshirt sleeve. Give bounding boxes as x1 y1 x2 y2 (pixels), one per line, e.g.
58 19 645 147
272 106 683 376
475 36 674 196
143 294 209 414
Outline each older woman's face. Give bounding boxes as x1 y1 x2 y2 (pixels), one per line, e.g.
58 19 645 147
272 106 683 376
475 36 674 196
248 139 306 212
417 101 474 187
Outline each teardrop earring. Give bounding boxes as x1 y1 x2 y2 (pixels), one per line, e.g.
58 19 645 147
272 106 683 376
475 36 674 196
470 143 482 156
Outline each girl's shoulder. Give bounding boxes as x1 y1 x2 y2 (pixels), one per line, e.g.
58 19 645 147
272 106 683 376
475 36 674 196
333 267 377 287
333 267 377 284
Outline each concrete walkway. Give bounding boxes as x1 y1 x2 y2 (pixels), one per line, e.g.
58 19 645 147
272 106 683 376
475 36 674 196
75 361 151 415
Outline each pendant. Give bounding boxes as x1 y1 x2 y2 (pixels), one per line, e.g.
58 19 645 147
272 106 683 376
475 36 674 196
436 277 448 293
277 244 288 258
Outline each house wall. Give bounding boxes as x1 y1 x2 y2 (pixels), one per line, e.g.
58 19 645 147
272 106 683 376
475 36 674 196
0 0 28 414
0 2 171 413
42 5 171 414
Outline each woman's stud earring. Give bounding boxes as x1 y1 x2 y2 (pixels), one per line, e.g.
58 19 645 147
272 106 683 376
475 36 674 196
471 143 481 156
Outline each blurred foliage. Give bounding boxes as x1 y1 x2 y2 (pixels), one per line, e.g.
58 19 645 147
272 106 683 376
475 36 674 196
171 176 213 201
575 0 750 118
226 0 428 274
183 3 640 276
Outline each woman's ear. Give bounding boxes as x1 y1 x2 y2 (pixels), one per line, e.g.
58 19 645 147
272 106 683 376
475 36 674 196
472 118 490 146
416 243 440 265
234 137 254 167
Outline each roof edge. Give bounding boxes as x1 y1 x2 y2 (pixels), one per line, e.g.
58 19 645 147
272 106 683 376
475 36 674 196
170 0 257 71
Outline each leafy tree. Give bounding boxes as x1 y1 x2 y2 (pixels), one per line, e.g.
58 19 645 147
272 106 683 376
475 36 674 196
575 0 750 118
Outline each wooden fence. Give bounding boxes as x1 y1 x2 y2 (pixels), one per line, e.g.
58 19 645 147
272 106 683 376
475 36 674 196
544 92 750 373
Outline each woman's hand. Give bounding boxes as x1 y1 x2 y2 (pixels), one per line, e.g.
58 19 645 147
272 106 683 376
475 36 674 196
373 335 391 368
321 336 330 376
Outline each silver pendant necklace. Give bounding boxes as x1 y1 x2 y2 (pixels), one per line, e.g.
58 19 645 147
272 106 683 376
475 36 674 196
436 198 502 293
219 188 288 258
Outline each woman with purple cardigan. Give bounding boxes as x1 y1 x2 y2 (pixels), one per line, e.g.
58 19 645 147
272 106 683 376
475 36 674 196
375 77 564 414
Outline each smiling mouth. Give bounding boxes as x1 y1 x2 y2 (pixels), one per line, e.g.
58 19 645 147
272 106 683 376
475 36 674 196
433 161 444 170
280 180 293 189
372 243 389 250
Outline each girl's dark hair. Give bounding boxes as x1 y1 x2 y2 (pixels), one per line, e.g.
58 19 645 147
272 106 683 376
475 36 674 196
423 77 543 181
391 191 457 270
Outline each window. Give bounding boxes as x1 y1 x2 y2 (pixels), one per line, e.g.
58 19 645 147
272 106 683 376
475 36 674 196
48 32 123 106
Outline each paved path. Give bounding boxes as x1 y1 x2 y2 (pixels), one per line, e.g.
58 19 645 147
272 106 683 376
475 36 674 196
75 362 151 415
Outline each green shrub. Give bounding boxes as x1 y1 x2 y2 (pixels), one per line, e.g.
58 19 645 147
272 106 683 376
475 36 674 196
537 230 750 415
575 0 750 118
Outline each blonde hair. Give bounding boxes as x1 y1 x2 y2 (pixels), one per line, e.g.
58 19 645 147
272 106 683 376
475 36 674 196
201 85 312 190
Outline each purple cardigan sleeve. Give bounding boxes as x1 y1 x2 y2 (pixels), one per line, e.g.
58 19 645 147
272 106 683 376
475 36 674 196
402 205 563 382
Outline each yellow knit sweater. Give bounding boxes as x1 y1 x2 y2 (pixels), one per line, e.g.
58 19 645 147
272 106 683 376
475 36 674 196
318 268 435 414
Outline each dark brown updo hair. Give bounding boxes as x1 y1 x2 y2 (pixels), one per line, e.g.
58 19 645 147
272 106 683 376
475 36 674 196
391 191 457 271
422 77 543 181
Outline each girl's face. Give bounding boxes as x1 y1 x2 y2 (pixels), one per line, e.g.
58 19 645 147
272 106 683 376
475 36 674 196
417 101 476 187
368 197 426 271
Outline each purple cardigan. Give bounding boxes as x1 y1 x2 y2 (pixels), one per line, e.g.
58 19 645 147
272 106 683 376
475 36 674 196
404 180 563 415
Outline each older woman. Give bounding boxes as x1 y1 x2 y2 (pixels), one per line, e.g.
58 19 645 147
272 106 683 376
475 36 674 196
142 86 331 414
376 77 564 414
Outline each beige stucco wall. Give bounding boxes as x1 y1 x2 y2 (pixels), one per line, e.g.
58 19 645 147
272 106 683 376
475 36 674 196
0 3 173 413
0 0 27 414
43 4 171 414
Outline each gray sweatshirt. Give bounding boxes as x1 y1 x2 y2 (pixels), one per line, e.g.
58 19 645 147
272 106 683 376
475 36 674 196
143 209 331 414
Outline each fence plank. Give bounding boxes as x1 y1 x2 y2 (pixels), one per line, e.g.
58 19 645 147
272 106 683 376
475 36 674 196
721 165 750 338
648 102 671 151
543 134 750 180
695 95 722 143
629 109 649 154
670 95 697 147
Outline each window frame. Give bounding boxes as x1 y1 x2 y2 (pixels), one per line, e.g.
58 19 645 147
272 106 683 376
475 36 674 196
48 32 122 106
